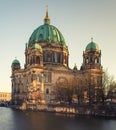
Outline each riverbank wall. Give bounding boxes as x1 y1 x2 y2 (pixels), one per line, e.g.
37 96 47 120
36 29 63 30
18 103 116 118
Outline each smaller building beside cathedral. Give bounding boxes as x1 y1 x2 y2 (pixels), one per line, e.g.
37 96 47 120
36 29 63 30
0 92 11 102
11 9 103 108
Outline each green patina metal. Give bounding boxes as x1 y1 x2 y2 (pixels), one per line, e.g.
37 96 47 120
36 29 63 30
28 24 66 47
28 8 66 47
86 41 99 51
12 59 20 65
32 43 43 53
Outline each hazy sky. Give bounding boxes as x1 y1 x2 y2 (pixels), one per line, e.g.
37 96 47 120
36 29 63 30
0 0 116 92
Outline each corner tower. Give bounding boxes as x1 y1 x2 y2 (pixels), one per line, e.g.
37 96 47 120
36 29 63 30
82 38 102 70
80 38 103 103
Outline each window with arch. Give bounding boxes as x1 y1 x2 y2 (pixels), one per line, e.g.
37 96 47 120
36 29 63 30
30 58 32 65
95 58 99 63
46 88 49 94
86 58 89 63
97 58 99 63
84 90 88 101
32 56 35 64
44 72 51 83
57 52 61 63
90 56 93 62
43 51 47 62
95 58 97 63
36 56 40 64
47 52 51 62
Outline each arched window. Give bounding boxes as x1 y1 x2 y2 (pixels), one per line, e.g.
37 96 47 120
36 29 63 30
47 52 51 62
57 53 60 63
84 90 88 101
36 56 40 64
43 51 47 62
86 58 89 63
90 56 93 62
46 88 49 94
97 58 99 63
33 56 35 64
63 54 67 64
30 58 32 65
95 58 99 63
44 72 51 83
95 58 97 63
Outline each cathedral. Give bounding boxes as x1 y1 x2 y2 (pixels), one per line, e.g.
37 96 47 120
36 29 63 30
11 9 103 107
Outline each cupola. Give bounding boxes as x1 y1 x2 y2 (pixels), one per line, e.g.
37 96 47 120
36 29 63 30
86 38 99 52
11 58 21 71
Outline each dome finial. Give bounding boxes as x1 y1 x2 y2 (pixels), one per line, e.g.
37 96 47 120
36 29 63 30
91 37 93 42
44 5 50 24
46 5 49 18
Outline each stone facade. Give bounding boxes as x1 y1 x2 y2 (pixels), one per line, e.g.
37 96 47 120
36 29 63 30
11 9 103 107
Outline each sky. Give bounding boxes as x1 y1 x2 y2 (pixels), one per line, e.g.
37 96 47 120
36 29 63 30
0 0 116 92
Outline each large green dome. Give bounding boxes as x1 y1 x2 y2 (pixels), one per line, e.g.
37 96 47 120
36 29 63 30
86 39 99 51
28 24 65 46
28 10 65 47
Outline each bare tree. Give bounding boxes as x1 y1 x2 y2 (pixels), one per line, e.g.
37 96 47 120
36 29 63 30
55 78 75 104
102 69 115 96
107 81 116 101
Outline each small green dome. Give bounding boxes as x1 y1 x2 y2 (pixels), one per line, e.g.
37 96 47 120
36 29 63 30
86 41 99 51
32 43 43 52
12 59 20 65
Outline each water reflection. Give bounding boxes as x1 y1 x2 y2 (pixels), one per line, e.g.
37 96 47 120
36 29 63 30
0 107 115 130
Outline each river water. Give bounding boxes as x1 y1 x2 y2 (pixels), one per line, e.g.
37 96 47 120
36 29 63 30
0 107 115 130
